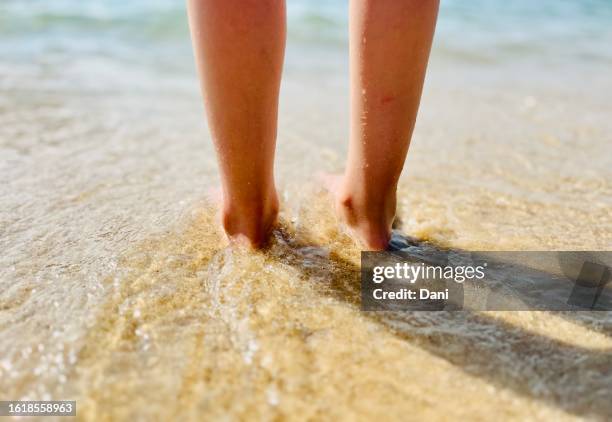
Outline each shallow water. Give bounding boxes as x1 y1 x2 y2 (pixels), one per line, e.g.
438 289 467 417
1 1 612 420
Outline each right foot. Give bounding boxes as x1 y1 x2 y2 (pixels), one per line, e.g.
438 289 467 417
218 188 279 249
320 173 395 251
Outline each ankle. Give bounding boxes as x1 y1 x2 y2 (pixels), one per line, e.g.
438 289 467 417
336 181 396 225
221 189 279 247
334 179 396 250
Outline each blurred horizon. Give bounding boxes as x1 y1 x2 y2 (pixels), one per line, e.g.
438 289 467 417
2 0 612 68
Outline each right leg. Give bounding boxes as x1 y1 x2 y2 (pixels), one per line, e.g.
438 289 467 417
336 0 439 250
187 0 286 247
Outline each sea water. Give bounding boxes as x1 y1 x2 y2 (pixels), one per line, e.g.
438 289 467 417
1 0 611 420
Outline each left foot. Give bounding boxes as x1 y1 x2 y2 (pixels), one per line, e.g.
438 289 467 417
221 187 279 249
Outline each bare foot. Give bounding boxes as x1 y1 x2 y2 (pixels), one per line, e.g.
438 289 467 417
207 187 279 249
318 173 394 251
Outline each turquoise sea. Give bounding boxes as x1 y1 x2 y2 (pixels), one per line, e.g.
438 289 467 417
2 0 612 70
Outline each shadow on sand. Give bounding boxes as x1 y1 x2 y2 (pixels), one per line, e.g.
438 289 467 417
271 228 612 420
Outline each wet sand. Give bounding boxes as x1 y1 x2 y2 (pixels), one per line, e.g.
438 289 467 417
1 28 612 422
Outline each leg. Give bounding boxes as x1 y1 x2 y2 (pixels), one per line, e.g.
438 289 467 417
187 0 286 247
337 0 439 250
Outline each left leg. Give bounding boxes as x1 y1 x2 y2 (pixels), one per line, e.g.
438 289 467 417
187 0 286 247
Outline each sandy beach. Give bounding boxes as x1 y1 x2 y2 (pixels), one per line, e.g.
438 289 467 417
1 0 611 420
